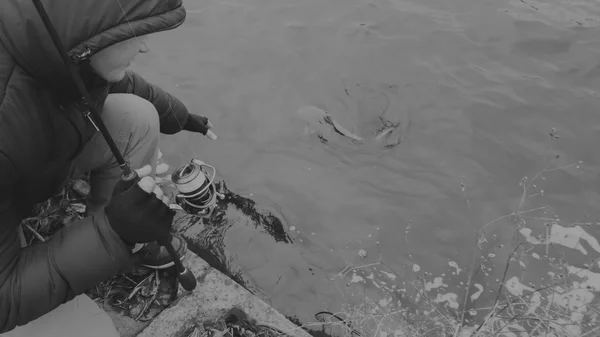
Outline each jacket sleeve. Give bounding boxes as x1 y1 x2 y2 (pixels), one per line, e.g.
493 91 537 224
0 153 134 333
109 70 191 134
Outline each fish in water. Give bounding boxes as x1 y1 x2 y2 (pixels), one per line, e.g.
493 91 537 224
344 79 405 147
296 105 402 148
296 105 364 142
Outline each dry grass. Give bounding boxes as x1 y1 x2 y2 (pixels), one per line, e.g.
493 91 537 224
19 175 182 322
87 263 180 321
184 308 286 337
19 178 89 245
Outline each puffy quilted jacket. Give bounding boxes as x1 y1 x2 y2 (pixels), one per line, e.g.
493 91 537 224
0 0 191 332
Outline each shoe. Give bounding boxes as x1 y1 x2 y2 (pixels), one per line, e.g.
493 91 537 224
132 234 187 269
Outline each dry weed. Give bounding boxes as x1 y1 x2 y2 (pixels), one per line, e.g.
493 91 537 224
19 175 181 322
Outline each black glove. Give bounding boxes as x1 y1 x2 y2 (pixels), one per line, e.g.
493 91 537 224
183 114 217 140
105 176 175 245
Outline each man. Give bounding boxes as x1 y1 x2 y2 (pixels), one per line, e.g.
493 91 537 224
0 0 215 335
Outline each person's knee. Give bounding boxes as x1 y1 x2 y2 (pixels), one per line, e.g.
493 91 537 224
103 94 159 144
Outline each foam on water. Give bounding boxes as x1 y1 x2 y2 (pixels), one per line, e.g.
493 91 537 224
470 283 484 301
520 223 600 255
433 293 460 310
448 260 462 275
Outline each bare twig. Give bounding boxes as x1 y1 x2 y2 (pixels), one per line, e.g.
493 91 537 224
24 223 46 242
581 324 600 337
458 177 483 335
379 260 458 334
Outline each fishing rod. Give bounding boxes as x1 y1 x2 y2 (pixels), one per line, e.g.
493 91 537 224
31 0 197 291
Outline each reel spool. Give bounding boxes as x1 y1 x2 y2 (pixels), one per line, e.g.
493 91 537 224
172 159 225 217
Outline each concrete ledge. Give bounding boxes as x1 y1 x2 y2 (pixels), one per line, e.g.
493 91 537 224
130 250 312 337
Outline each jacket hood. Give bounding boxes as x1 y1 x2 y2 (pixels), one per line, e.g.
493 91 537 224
0 0 186 100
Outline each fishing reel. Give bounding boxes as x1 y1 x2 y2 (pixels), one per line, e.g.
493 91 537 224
171 159 225 218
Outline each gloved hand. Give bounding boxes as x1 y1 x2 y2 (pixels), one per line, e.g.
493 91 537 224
105 165 175 245
183 114 217 140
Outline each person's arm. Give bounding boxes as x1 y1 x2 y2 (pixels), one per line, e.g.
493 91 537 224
0 154 134 333
109 70 191 135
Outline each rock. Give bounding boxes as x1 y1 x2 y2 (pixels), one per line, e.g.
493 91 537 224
135 251 312 337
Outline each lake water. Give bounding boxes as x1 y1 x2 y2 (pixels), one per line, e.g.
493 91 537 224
132 0 600 334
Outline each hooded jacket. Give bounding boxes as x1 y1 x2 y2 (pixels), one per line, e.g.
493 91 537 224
0 0 190 332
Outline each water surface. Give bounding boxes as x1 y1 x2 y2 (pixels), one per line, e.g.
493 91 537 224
132 0 600 332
